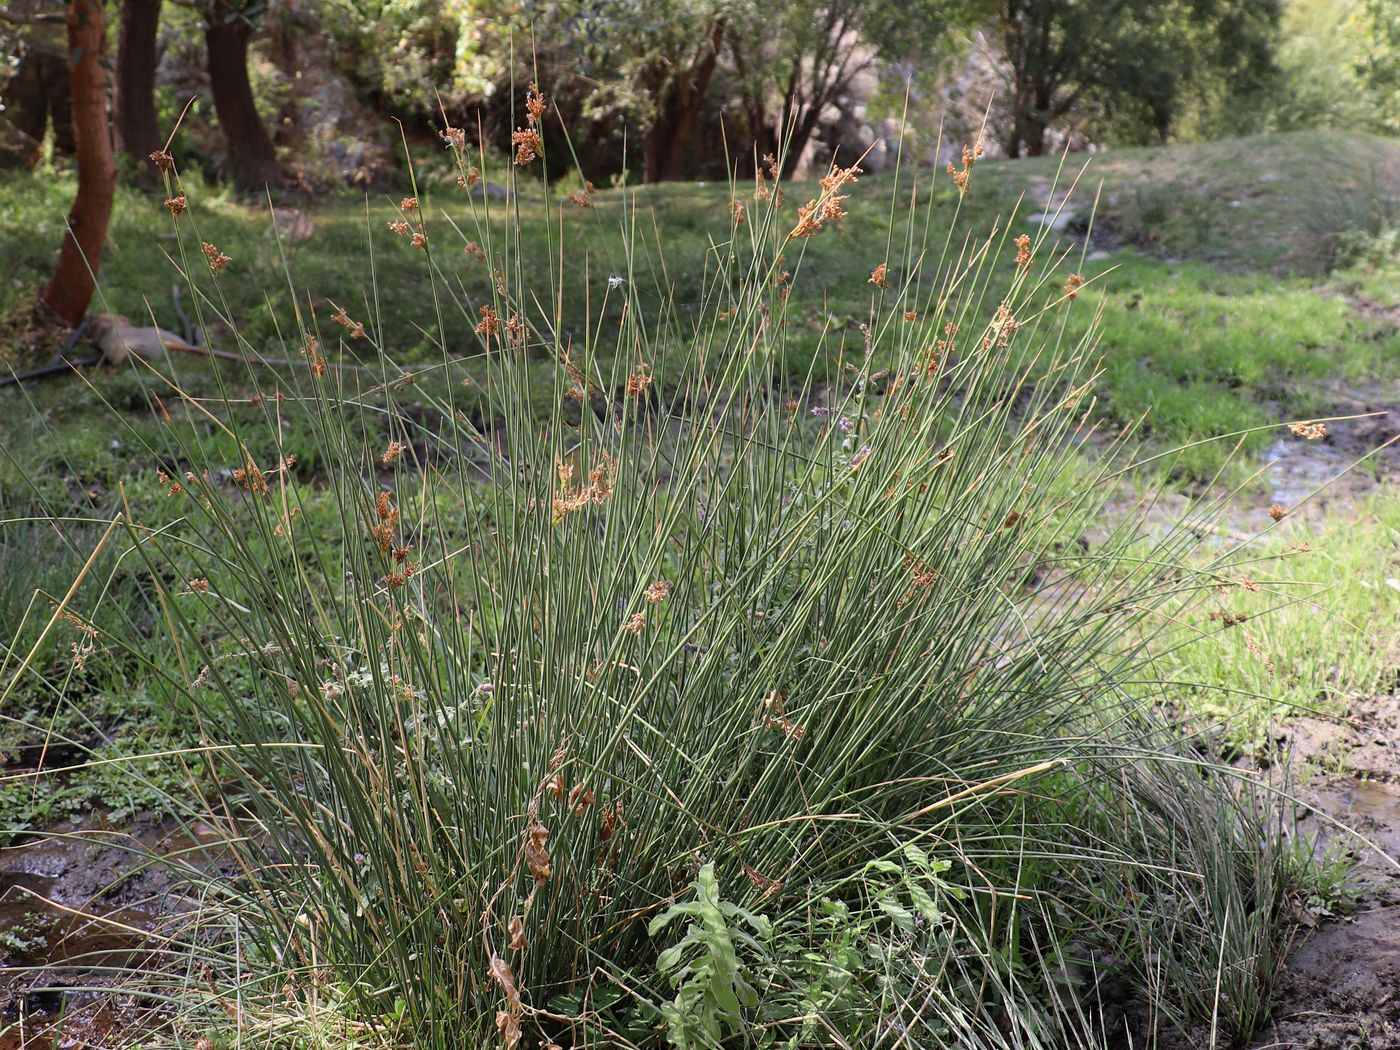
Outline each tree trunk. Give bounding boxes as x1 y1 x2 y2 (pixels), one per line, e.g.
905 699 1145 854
1022 115 1047 156
113 0 163 176
658 20 724 181
4 43 76 156
37 0 116 327
780 107 824 178
204 2 282 192
641 20 724 182
641 105 668 184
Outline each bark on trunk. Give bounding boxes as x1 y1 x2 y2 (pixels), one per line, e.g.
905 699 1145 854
641 19 724 183
37 0 116 327
780 109 823 179
204 2 282 192
114 0 163 176
1022 115 1047 156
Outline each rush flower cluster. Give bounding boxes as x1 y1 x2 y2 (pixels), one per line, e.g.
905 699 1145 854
791 162 862 239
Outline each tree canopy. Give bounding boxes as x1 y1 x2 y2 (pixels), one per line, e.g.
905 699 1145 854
0 0 1386 204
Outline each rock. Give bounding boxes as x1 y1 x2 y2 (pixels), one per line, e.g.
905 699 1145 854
88 316 196 366
470 181 512 201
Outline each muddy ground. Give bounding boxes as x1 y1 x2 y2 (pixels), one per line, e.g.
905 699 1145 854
1247 697 1400 1050
3 712 1397 1048
0 818 212 1048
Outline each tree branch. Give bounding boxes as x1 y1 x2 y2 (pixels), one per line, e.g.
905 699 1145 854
0 6 65 24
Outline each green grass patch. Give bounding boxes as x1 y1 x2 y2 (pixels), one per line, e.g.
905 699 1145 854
4 131 1398 490
1 134 1333 1048
1156 494 1400 749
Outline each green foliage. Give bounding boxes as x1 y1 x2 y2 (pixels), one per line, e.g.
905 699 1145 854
1357 0 1400 133
988 0 1281 155
648 863 771 1048
1270 0 1390 134
1336 225 1400 271
323 0 473 117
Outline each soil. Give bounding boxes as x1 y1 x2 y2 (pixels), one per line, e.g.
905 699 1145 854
1245 688 1400 1049
0 818 217 1048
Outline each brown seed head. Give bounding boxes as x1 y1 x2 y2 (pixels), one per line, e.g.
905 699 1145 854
476 305 500 337
626 363 652 398
512 128 542 166
792 200 822 239
201 242 231 272
1014 233 1031 268
525 82 547 127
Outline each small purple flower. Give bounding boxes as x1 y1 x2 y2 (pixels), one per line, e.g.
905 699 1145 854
354 852 367 866
839 416 854 433
810 406 830 417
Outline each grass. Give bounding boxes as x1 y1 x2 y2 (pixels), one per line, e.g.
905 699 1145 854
3 129 1398 484
0 125 1332 1049
0 126 1393 1047
1155 494 1400 749
984 129 1400 274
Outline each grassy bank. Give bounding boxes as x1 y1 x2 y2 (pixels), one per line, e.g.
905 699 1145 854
3 130 1398 482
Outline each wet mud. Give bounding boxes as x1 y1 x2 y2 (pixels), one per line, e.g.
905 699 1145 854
0 819 213 1048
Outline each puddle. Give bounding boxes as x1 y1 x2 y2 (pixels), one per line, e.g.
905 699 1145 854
0 991 159 1050
0 820 217 1048
0 871 158 970
1263 436 1355 508
1300 776 1400 885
